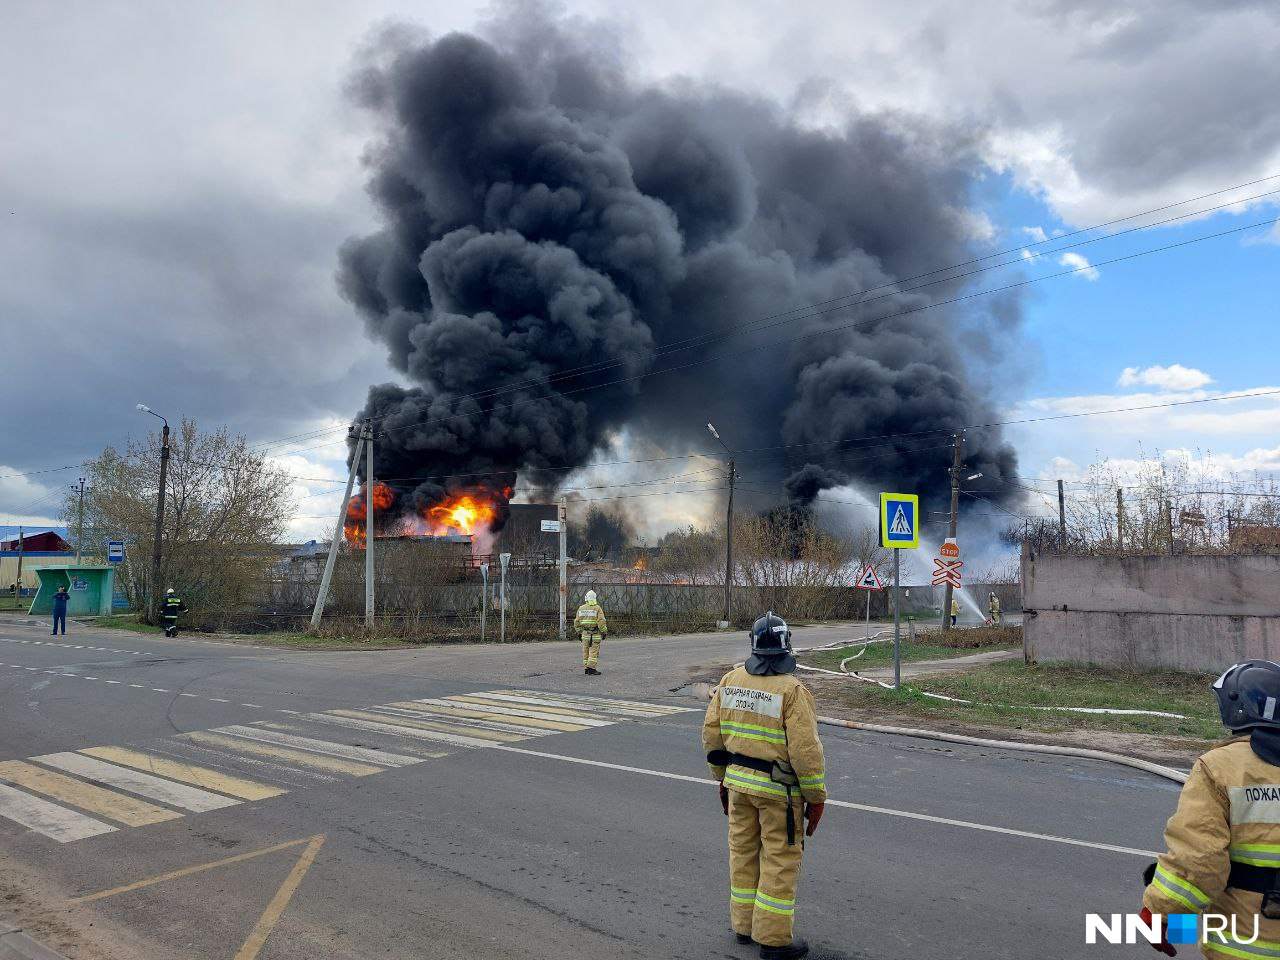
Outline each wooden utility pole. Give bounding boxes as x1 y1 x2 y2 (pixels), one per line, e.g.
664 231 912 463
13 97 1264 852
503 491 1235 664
1057 479 1067 545
150 421 170 623
723 458 736 627
364 420 375 626
558 497 568 640
941 433 963 633
74 478 86 563
1115 487 1125 552
14 526 24 605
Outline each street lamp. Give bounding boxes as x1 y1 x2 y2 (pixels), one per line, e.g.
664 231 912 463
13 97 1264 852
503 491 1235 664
707 423 735 628
137 404 170 623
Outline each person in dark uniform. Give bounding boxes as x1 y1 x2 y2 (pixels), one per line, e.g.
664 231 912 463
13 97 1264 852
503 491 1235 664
51 585 69 635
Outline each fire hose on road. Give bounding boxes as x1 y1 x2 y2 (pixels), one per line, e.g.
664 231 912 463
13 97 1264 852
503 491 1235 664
774 633 1191 784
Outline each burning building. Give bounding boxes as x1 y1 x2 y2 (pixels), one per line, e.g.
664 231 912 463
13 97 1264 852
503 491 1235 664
337 10 1020 535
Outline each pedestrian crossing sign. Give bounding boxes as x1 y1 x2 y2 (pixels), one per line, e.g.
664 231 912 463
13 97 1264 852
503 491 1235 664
879 492 919 549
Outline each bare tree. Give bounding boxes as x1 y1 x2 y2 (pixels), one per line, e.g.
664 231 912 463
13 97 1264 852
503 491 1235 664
64 420 293 622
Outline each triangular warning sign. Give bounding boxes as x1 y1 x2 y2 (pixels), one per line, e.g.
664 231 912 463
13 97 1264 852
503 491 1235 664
856 566 883 590
889 505 912 536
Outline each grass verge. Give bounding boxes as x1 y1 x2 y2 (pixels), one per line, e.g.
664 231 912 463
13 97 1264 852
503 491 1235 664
816 660 1222 741
802 624 1022 671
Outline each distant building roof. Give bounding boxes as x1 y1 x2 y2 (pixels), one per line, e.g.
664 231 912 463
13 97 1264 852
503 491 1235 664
0 531 71 553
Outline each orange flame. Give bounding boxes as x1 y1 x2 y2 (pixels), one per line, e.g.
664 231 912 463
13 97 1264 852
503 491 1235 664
344 482 396 547
632 556 648 571
426 494 497 536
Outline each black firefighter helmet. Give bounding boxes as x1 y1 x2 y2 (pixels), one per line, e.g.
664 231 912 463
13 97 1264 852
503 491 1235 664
1214 660 1280 733
746 611 796 677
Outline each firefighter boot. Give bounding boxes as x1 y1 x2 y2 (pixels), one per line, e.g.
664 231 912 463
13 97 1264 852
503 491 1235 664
759 939 808 959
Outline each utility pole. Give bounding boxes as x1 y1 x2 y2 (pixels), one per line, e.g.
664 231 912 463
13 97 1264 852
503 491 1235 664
558 497 567 641
1116 487 1125 552
137 405 171 624
1166 499 1175 556
724 458 735 628
74 478 86 563
14 526 24 606
364 419 375 627
1057 479 1067 547
310 428 365 627
941 433 963 633
707 423 736 629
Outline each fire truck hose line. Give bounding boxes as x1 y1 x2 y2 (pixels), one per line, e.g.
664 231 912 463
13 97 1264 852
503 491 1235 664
813 714 1189 784
718 662 1188 782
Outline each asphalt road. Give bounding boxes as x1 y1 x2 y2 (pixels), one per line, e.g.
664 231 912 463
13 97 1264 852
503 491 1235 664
0 615 1177 960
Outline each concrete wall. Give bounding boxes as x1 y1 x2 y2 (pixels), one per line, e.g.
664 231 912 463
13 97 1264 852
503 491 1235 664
1021 550 1280 671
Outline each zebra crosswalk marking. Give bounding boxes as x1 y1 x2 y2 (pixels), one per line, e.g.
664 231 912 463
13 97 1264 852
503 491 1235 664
33 753 242 813
470 691 675 718
0 760 182 827
78 747 287 801
333 708 529 743
210 725 423 767
179 731 386 777
308 712 506 749
497 689 693 715
379 704 555 737
409 699 605 730
444 694 614 720
0 782 117 842
0 688 693 844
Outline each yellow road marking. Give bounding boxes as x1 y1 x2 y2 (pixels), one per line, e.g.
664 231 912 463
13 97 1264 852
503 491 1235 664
180 732 384 776
79 747 285 801
69 835 318 904
234 834 325 960
445 694 605 719
330 709 527 742
0 760 181 827
388 701 588 732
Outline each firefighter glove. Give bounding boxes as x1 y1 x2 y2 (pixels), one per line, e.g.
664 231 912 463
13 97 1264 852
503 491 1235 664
804 802 824 836
1139 907 1177 956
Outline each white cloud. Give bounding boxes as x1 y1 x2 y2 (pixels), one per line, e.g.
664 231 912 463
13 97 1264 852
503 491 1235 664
1057 251 1100 280
1117 364 1214 390
1020 248 1041 263
1023 226 1049 244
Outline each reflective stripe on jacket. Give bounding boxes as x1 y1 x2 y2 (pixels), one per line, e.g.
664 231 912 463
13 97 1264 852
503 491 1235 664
1143 738 1280 956
573 602 606 636
702 666 827 805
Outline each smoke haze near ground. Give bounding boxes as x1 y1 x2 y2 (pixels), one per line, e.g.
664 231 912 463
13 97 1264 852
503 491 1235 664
339 7 1021 526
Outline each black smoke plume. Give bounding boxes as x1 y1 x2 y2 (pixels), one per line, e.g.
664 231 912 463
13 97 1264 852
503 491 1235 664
339 11 1019 528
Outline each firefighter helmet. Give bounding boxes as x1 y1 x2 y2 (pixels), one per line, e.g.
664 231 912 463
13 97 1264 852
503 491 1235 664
584 590 597 604
746 611 796 676
1214 660 1280 732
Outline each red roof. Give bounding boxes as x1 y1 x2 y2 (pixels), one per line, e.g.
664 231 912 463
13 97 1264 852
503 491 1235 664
1 531 71 552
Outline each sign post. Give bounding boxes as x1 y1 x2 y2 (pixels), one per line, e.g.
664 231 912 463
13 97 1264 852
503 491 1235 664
880 493 920 691
499 552 511 643
479 563 489 642
854 565 884 638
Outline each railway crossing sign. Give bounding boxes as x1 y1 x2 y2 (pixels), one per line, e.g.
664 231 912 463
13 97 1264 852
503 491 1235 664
879 493 919 549
855 565 884 591
932 539 963 588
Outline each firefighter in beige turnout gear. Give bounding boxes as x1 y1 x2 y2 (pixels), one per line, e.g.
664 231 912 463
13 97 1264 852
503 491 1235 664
1142 659 1280 958
574 590 607 675
703 612 826 960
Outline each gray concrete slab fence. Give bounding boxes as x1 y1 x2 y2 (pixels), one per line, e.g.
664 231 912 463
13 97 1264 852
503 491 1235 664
1021 547 1280 671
